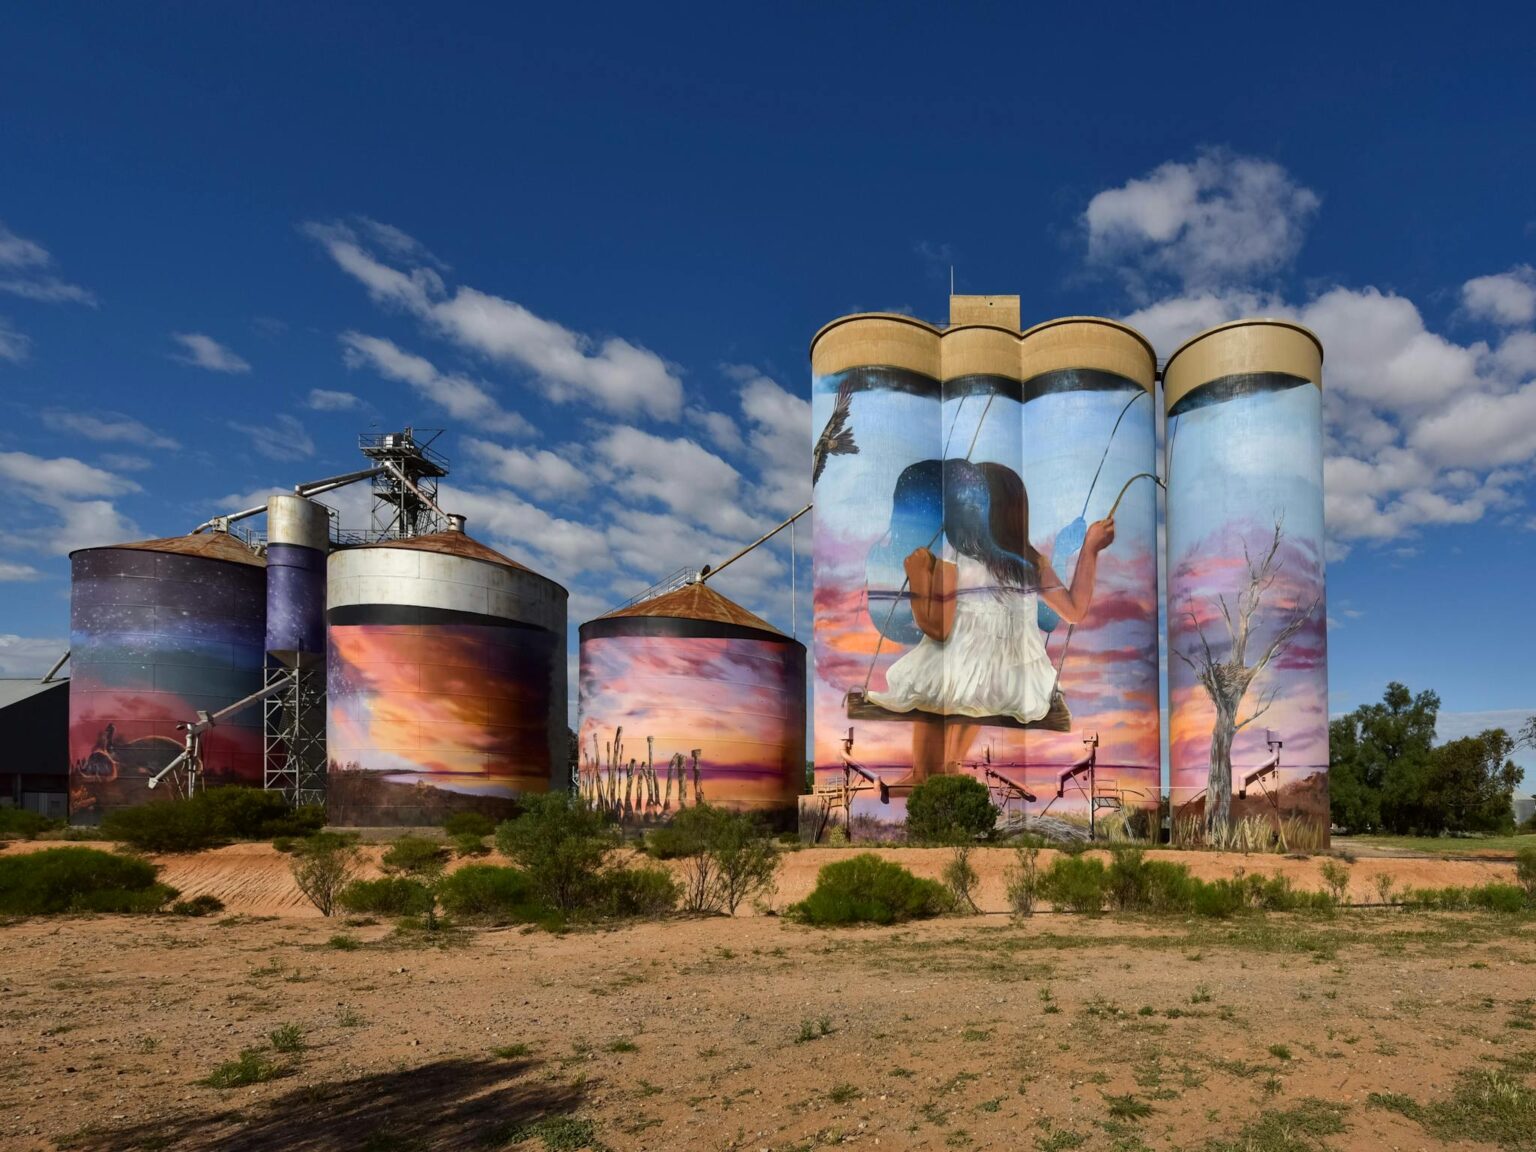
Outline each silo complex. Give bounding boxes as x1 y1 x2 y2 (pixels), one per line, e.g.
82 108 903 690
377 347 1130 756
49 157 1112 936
325 524 567 826
809 297 1161 840
68 531 267 824
1163 320 1328 849
578 581 806 830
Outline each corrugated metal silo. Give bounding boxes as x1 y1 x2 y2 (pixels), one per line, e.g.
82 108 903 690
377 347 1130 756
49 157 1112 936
1163 319 1328 848
578 581 806 830
263 494 330 804
325 522 568 826
68 531 267 824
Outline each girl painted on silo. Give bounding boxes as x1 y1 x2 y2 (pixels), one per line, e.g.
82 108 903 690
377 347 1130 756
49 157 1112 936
867 458 1114 781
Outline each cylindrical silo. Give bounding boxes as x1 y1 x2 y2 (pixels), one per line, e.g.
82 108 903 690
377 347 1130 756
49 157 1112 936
68 531 267 824
578 581 806 831
1163 319 1327 850
1016 317 1160 839
265 494 329 662
809 313 941 838
324 522 568 826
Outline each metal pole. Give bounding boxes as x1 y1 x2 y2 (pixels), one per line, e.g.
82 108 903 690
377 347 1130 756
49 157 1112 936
699 503 812 584
40 650 69 683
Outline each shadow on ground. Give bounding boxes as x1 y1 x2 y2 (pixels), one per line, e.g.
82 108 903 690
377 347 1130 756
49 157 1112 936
61 1057 595 1151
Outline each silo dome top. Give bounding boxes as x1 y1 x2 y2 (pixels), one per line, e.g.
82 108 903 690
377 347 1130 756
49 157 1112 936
349 530 536 574
596 581 786 637
72 531 266 567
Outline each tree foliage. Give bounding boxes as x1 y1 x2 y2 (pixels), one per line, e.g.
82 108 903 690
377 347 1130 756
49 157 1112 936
494 792 619 914
904 774 998 844
1330 682 1524 835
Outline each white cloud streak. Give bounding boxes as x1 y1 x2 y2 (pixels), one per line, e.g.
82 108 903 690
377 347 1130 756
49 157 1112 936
340 331 534 436
41 409 179 449
170 332 251 374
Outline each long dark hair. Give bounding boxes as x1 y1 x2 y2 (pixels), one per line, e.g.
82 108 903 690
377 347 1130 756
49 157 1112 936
943 459 1040 589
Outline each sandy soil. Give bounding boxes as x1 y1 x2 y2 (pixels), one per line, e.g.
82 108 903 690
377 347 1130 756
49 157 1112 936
2 842 1518 920
1 842 1534 1150
2 903 1534 1151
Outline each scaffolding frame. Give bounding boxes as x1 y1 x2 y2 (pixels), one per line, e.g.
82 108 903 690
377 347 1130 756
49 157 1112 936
262 658 327 806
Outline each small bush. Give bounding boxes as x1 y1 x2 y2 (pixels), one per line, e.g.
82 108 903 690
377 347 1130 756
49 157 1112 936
1319 859 1352 905
0 808 60 839
495 793 619 915
904 775 998 844
269 1023 305 1053
290 834 361 918
943 845 980 913
202 1048 287 1089
336 877 431 916
1402 883 1528 913
0 847 178 915
442 810 497 839
438 864 540 922
1004 844 1041 915
380 835 448 875
787 853 950 925
170 894 225 917
1516 845 1536 906
599 865 681 918
1041 855 1107 914
102 788 324 852
450 832 490 858
659 805 781 915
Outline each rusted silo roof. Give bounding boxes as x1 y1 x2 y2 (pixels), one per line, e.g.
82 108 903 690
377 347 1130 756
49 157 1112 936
598 581 785 636
348 531 545 576
79 531 266 567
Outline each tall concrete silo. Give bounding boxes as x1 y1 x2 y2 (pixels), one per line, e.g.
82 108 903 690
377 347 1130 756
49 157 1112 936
324 520 567 826
1017 317 1160 837
263 494 330 805
1163 319 1328 849
578 581 806 830
68 531 267 824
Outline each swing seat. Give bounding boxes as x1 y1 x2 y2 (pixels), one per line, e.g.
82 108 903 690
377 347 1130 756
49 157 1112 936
843 690 1072 733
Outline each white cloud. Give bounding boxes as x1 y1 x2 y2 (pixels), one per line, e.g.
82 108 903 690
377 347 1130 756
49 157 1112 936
170 332 251 374
1085 150 1320 296
0 224 50 269
463 437 588 498
340 331 534 436
100 453 153 472
441 484 611 575
307 219 684 419
685 405 743 452
0 451 137 499
41 409 179 449
0 221 95 307
0 316 29 363
1463 266 1536 327
0 452 140 554
0 634 69 677
306 387 364 411
228 413 316 462
0 561 42 581
731 365 811 516
595 425 761 537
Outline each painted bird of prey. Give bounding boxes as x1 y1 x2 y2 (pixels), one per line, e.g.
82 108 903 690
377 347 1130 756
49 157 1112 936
812 379 859 485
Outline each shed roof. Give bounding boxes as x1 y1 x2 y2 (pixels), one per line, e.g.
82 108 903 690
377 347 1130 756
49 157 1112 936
0 679 68 710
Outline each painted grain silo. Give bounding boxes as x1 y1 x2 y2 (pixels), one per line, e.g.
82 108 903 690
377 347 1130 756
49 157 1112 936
264 494 330 804
1016 317 1160 838
324 519 567 826
1163 319 1328 850
68 530 267 824
578 581 806 830
809 310 940 819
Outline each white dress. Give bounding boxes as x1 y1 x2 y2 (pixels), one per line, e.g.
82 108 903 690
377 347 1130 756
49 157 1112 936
868 547 1057 723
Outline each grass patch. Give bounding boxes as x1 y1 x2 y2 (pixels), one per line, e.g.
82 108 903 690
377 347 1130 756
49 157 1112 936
327 933 362 951
493 1043 532 1058
201 1048 289 1089
794 1017 835 1043
1202 1099 1347 1151
269 1023 305 1053
1369 1066 1536 1149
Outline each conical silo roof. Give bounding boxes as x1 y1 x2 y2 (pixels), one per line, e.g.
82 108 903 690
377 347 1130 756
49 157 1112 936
74 531 266 567
596 581 785 637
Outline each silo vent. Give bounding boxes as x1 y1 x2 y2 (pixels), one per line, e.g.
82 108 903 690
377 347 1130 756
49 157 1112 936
446 513 466 533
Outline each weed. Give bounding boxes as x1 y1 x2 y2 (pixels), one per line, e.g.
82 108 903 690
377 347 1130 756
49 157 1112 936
1268 1044 1293 1061
1190 984 1213 1005
201 1048 287 1089
1318 860 1351 905
327 933 362 951
605 1038 638 1053
269 1023 305 1053
1203 1099 1347 1151
1104 1094 1154 1119
1005 843 1042 915
827 1083 858 1104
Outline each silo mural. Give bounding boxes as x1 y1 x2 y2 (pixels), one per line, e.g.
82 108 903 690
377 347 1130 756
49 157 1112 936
1164 320 1328 850
808 300 1161 842
68 532 267 824
578 582 806 830
325 527 567 826
264 494 329 661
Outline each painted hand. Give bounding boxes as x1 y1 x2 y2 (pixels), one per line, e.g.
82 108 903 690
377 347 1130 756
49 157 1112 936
902 547 935 581
1085 517 1116 553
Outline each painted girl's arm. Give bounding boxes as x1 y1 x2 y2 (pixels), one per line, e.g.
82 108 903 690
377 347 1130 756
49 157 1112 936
1038 517 1115 625
904 548 957 642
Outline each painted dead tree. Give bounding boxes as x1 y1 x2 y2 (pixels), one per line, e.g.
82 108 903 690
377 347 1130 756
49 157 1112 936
580 726 705 824
1175 520 1317 838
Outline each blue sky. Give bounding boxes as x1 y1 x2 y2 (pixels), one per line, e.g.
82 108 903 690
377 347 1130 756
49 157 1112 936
2 3 1534 774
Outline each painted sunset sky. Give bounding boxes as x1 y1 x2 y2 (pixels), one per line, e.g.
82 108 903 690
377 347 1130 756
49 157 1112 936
812 373 1161 800
579 634 802 807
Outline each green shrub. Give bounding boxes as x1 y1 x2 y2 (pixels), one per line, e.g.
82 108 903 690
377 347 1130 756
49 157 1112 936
1402 883 1529 913
381 835 448 875
269 1023 305 1053
450 831 490 858
495 793 619 914
443 811 497 838
787 853 951 925
0 808 60 839
336 876 431 916
904 775 998 844
1516 845 1536 906
943 845 980 913
1004 844 1041 915
170 893 225 917
658 805 781 914
438 864 540 922
599 865 681 918
0 847 178 915
1040 855 1107 914
102 788 324 852
202 1048 287 1089
290 834 361 917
